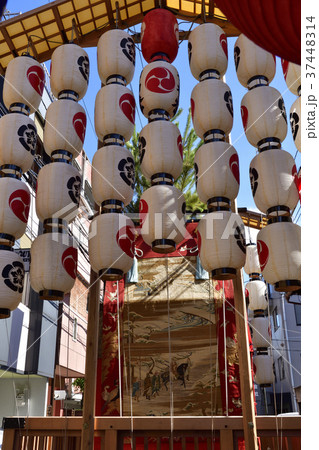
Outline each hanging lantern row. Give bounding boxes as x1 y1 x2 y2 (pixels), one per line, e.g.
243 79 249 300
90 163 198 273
29 43 90 300
282 60 301 153
235 34 301 294
0 53 46 318
187 23 245 280
244 242 274 388
89 28 137 280
137 9 186 254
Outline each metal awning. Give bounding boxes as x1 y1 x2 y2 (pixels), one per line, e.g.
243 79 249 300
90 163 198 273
0 0 240 74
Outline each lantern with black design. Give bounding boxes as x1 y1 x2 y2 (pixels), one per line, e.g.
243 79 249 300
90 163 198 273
244 242 268 312
282 60 301 153
30 43 89 300
234 35 301 293
188 25 236 206
137 9 186 253
88 29 136 280
0 54 45 317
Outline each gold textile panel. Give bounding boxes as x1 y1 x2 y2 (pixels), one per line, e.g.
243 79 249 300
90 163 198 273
122 256 223 416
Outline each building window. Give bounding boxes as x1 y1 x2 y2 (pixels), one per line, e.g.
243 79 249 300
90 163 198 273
273 362 277 383
278 356 285 380
272 306 280 331
73 318 78 341
294 304 301 326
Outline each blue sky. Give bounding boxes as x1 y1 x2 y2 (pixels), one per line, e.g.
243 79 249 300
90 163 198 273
8 1 301 217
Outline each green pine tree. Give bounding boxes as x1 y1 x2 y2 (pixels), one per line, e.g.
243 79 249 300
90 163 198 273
125 108 206 214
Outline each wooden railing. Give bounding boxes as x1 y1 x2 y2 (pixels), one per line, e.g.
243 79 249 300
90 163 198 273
2 416 301 450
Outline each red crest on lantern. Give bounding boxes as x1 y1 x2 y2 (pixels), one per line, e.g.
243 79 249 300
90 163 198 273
73 112 87 143
62 247 78 279
27 65 45 96
9 189 30 223
119 93 136 124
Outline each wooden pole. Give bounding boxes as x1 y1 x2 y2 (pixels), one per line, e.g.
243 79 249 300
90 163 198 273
233 271 258 449
81 268 100 450
230 199 258 450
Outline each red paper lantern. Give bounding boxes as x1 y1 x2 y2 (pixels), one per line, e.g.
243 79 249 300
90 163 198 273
141 9 179 63
214 0 301 65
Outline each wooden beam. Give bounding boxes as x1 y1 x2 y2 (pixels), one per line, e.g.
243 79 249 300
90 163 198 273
104 0 116 28
1 27 18 57
52 5 68 43
220 429 234 450
80 268 101 450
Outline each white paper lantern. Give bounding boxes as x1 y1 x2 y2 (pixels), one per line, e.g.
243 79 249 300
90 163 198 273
50 44 89 100
30 232 77 300
241 86 287 150
244 243 261 278
97 29 135 85
89 213 135 280
281 59 301 96
94 84 135 144
0 113 37 173
188 23 228 80
0 177 30 244
194 141 239 205
3 55 45 114
251 316 271 349
140 184 186 253
257 220 301 292
197 211 246 279
92 145 134 208
254 353 274 386
246 279 268 311
249 149 299 216
36 162 81 224
0 249 25 319
290 96 301 153
191 79 233 141
43 99 86 159
139 120 183 181
234 34 276 88
139 60 180 120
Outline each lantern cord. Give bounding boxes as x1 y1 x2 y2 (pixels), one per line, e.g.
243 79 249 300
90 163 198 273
165 256 174 438
222 281 228 416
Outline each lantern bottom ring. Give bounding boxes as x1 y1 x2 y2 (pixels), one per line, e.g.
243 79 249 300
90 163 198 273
207 196 230 211
51 150 73 163
199 69 220 82
253 309 266 317
0 233 15 246
39 290 65 301
9 102 30 116
0 164 22 179
274 279 301 293
106 74 126 86
152 239 176 254
58 90 79 102
0 308 11 320
150 52 171 63
259 383 272 388
101 199 124 212
203 129 225 143
151 172 174 186
247 75 269 90
98 268 123 281
103 134 125 147
211 267 236 280
249 273 262 280
148 109 170 122
258 137 281 152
